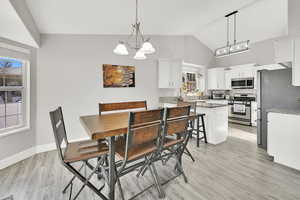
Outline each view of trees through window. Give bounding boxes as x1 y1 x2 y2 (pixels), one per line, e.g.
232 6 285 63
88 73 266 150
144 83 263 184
0 57 23 130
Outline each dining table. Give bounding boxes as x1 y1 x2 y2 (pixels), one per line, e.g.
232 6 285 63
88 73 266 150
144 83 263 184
80 110 197 200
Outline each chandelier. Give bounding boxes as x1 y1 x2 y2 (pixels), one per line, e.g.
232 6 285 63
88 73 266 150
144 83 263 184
215 11 250 57
113 0 155 60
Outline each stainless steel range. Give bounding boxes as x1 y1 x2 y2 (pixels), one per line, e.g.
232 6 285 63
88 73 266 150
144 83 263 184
228 94 256 126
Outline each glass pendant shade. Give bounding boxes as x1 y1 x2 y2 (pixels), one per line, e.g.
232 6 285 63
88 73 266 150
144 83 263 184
229 40 249 54
113 43 129 55
140 41 155 54
215 46 230 57
133 50 147 60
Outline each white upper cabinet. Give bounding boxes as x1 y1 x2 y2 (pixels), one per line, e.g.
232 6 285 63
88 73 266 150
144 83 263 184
158 59 182 88
224 69 233 90
207 68 225 90
274 38 293 63
293 38 300 86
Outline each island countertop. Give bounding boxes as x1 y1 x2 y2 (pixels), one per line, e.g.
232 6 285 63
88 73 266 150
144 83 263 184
184 100 228 108
196 102 228 108
159 97 229 109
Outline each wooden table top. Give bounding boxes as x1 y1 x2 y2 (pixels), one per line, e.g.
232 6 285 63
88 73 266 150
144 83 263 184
80 111 197 140
80 112 129 140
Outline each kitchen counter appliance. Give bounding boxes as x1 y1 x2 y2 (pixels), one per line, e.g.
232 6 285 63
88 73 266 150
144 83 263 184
212 91 225 100
257 68 300 150
231 77 254 89
228 94 255 126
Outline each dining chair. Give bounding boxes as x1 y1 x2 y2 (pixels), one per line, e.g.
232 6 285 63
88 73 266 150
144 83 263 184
99 100 147 115
160 106 191 183
98 101 148 168
114 108 165 200
49 107 109 200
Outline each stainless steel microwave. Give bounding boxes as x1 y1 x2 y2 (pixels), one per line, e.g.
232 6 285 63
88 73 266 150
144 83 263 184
231 78 254 89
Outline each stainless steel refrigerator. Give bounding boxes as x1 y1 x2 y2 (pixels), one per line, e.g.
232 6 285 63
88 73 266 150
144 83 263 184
257 68 300 150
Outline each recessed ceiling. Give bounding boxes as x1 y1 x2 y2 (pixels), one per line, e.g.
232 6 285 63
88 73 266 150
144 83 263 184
25 0 287 50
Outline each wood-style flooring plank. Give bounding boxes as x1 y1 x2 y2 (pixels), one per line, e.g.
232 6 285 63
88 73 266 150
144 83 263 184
1 136 300 200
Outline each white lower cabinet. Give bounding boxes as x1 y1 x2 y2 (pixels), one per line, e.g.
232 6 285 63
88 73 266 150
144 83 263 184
268 112 300 170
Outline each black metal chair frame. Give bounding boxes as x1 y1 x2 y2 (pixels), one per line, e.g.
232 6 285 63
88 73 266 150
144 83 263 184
159 106 192 183
115 109 165 200
49 107 108 200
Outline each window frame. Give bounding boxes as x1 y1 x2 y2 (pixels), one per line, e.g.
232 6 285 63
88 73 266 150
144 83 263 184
0 56 30 137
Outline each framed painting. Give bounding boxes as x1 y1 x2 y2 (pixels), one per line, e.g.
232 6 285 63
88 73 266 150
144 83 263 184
103 64 135 88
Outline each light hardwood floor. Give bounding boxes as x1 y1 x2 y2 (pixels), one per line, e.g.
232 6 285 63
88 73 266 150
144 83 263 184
1 136 300 200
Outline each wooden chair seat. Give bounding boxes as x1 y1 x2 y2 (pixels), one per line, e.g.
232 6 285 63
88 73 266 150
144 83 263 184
64 140 109 163
164 137 184 148
115 137 157 161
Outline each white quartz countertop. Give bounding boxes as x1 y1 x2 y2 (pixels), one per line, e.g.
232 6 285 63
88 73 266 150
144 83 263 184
267 108 300 116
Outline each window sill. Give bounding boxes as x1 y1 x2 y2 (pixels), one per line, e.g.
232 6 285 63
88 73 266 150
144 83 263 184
0 126 31 139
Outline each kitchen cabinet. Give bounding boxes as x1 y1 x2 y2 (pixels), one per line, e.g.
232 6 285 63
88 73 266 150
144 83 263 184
274 38 293 63
251 101 257 126
231 67 254 79
158 59 182 88
224 70 233 90
207 68 225 90
293 37 300 86
268 112 300 170
273 37 300 86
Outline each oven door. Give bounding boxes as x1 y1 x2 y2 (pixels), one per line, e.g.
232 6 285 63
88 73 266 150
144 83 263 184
231 79 247 89
229 104 251 120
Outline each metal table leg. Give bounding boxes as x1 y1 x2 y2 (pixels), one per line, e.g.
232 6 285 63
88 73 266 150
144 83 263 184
197 116 200 147
108 136 116 200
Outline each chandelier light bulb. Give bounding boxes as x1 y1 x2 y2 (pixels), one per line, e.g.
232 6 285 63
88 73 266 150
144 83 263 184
140 41 156 54
113 43 129 55
134 50 147 60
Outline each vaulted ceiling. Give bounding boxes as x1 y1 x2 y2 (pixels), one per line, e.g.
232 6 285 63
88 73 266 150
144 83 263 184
23 0 288 50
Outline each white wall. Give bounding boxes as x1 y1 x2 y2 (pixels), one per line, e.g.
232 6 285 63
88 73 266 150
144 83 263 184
184 36 215 66
36 34 213 146
0 37 37 161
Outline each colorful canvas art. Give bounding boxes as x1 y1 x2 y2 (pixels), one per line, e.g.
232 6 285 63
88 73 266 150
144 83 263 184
103 64 135 88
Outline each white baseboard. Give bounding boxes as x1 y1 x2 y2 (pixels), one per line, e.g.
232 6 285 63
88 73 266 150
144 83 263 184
0 147 36 170
35 143 56 154
0 137 90 170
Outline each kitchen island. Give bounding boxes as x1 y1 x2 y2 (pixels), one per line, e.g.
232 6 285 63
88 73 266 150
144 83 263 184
193 102 229 145
160 97 229 145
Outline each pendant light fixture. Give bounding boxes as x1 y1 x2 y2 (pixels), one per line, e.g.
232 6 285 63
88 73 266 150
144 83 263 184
113 0 156 60
215 11 250 57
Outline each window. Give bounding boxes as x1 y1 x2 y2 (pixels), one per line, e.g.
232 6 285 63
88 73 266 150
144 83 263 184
0 57 29 135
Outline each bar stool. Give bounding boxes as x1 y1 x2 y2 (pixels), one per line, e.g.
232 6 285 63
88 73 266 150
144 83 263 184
178 101 207 147
192 113 207 147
